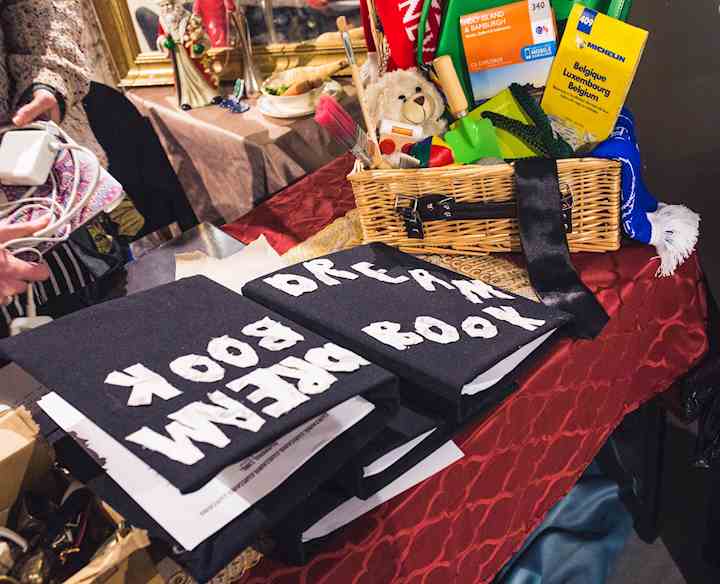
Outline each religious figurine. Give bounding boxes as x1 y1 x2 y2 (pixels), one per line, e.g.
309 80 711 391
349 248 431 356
157 0 222 110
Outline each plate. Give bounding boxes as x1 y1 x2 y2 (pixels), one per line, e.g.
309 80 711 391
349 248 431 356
258 81 342 119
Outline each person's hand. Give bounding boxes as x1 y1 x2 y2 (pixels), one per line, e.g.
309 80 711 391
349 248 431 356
12 89 61 127
0 218 51 305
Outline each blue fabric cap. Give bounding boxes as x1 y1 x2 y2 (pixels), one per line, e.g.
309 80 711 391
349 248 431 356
591 109 658 244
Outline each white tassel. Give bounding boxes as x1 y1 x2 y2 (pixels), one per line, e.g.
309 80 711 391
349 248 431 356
648 203 701 277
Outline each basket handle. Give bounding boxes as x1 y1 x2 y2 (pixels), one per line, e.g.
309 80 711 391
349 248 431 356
395 189 573 239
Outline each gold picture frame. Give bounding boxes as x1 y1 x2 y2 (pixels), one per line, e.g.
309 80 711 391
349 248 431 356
92 0 367 87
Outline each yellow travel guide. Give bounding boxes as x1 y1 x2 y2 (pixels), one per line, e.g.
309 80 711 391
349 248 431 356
541 4 647 143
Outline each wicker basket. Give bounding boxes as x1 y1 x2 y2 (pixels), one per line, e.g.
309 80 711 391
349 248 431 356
349 158 622 255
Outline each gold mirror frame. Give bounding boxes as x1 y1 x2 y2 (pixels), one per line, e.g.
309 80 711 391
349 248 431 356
92 0 367 87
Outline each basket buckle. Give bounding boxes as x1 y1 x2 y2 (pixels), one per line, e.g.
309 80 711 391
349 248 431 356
394 195 425 239
420 195 456 218
394 194 418 214
560 183 574 234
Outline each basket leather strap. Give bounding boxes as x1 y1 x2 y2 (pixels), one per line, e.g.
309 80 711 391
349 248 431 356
514 159 609 339
396 191 573 239
415 195 517 221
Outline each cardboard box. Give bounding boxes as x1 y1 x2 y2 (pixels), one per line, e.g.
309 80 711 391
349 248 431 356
63 509 150 584
0 407 54 526
0 407 150 584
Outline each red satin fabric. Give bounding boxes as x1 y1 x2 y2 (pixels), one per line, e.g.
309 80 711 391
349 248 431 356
225 157 709 584
222 154 357 254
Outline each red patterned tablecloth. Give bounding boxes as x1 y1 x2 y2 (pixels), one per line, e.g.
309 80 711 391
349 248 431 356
224 154 709 584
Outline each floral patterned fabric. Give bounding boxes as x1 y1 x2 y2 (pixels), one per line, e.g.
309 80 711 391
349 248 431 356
1 147 125 252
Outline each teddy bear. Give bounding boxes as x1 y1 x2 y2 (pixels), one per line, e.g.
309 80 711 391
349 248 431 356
365 68 448 139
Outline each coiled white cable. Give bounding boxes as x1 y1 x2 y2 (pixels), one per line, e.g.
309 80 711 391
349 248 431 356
0 121 102 324
0 121 101 254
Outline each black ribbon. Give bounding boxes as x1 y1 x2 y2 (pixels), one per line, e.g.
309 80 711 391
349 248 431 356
514 159 609 339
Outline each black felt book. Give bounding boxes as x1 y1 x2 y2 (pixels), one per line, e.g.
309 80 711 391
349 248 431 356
243 243 573 423
0 276 399 495
50 395 396 583
269 433 456 566
333 405 443 499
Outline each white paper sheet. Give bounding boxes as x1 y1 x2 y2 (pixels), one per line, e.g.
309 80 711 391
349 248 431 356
302 440 464 543
38 392 374 551
175 234 286 295
362 428 437 478
461 329 556 396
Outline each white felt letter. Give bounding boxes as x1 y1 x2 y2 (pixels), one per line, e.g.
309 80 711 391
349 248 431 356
351 262 409 284
362 321 423 351
263 274 318 297
452 279 515 304
127 392 266 465
242 317 305 351
169 391 265 435
227 369 309 417
408 269 455 292
270 357 337 395
206 391 266 431
170 355 225 383
462 316 498 339
126 425 206 465
415 316 460 344
105 364 182 407
303 259 359 286
208 335 259 369
483 306 546 331
305 343 370 372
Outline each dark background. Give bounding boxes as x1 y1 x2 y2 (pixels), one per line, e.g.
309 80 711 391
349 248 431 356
628 0 719 301
610 5 720 581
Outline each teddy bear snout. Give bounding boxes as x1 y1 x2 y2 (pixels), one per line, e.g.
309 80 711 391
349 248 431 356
414 95 426 106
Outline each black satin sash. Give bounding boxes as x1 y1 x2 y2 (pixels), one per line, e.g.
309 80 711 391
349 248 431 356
514 159 609 339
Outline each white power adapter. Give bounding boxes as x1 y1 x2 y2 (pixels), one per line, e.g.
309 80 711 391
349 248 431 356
9 315 54 336
0 129 57 187
8 285 53 336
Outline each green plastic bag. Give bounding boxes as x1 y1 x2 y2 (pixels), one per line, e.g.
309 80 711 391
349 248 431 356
426 0 634 106
551 0 632 21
